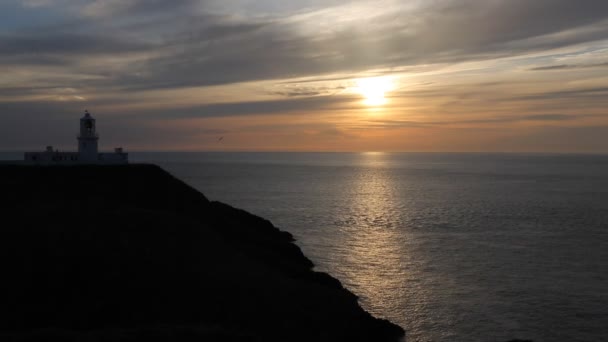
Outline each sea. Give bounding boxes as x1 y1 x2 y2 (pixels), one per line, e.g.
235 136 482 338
4 152 608 342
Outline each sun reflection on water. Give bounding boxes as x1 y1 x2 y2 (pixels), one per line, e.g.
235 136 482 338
320 153 412 338
319 152 467 342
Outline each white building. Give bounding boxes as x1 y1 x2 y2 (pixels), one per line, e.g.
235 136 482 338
25 110 128 164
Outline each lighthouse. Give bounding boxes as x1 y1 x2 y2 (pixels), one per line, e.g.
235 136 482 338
24 110 128 164
78 110 99 162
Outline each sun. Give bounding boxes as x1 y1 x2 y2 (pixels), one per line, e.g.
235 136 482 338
356 76 394 106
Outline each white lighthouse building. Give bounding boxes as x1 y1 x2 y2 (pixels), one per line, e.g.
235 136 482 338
24 110 128 164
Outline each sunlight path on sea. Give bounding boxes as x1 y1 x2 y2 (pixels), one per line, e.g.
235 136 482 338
318 152 444 342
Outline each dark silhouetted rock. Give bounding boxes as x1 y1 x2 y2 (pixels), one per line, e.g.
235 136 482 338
0 164 405 342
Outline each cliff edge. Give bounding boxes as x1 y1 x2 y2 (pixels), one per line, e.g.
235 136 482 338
0 164 405 342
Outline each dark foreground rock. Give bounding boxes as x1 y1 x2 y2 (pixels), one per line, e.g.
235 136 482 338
0 165 404 342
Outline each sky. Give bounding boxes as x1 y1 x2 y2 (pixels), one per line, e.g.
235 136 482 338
1 0 608 152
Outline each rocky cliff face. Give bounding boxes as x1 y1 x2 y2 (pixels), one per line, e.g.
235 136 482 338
0 164 405 342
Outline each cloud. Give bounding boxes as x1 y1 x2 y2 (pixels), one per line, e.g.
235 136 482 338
0 32 151 56
127 95 354 119
5 0 608 90
514 87 608 101
529 65 573 71
359 114 591 130
81 0 201 18
20 0 54 8
521 114 584 121
2 0 608 152
529 62 608 71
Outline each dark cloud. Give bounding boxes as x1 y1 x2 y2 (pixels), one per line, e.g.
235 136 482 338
274 91 321 97
0 54 71 66
269 85 346 97
4 0 608 90
514 87 608 101
450 114 587 125
529 62 608 71
123 0 608 88
430 0 608 47
529 65 573 71
522 114 583 121
0 33 149 55
129 95 354 119
82 0 202 17
359 114 596 130
456 114 591 124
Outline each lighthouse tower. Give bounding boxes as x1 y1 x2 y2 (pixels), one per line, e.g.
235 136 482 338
78 110 99 162
23 110 128 164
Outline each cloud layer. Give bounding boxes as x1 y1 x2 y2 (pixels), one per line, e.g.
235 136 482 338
1 0 608 152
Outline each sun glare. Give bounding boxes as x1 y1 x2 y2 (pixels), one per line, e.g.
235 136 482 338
356 76 394 106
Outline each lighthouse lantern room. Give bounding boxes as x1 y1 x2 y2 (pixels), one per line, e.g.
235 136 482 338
78 110 99 162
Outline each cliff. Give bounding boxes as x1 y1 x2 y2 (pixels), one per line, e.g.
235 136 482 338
0 164 404 342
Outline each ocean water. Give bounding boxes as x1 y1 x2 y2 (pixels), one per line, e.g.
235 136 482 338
4 152 607 341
